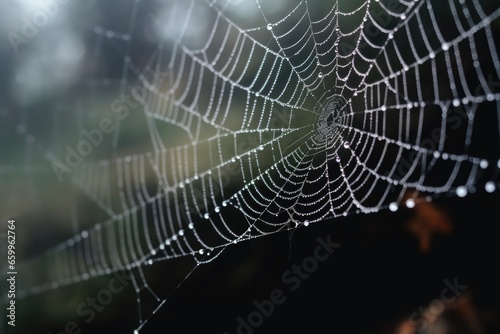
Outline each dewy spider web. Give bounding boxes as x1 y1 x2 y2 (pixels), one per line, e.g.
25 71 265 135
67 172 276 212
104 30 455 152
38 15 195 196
2 0 500 332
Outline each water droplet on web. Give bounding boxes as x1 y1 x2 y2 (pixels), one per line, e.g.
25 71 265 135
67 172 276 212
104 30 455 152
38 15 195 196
480 160 488 169
433 151 440 158
188 223 194 229
204 213 209 219
401 14 406 20
318 72 323 79
442 42 450 51
215 206 220 213
487 93 495 101
456 186 467 197
343 141 349 148
335 156 341 162
389 202 398 212
199 249 204 255
255 92 260 97
485 182 496 193
179 230 185 236
303 220 309 227
453 98 460 107
388 33 394 39
267 23 273 30
406 199 415 208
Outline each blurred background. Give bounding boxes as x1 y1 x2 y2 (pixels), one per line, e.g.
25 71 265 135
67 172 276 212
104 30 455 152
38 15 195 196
1 0 500 333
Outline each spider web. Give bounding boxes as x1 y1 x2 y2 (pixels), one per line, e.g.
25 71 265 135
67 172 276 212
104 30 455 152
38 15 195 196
2 0 500 332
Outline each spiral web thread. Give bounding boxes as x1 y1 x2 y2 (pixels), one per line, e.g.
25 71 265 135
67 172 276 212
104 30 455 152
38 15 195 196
3 0 500 332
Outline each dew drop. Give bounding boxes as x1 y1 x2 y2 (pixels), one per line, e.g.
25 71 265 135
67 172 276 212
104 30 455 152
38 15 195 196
485 182 496 193
456 186 467 197
453 98 460 107
199 249 204 255
480 160 489 169
389 202 398 212
204 213 209 219
215 206 220 213
406 199 415 208
303 220 310 227
442 42 450 51
266 23 273 30
343 141 350 148
188 223 194 229
255 92 260 97
318 72 323 79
